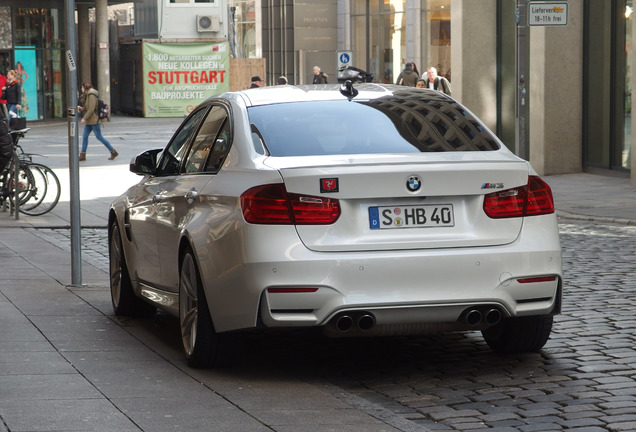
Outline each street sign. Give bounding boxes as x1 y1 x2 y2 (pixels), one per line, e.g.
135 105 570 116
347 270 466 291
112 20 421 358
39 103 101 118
528 2 567 26
337 50 353 69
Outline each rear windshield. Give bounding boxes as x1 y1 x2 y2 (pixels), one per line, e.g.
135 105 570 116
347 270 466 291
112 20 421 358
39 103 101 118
248 91 500 157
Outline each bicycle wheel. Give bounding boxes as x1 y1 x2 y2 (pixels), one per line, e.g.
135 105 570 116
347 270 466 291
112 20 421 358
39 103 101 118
1 162 37 208
19 163 61 216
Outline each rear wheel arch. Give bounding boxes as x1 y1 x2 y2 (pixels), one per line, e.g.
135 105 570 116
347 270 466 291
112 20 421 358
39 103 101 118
178 244 237 368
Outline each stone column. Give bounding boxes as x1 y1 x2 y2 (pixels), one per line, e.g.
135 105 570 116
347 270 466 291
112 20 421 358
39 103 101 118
450 0 498 131
528 3 583 175
95 0 110 106
77 4 91 85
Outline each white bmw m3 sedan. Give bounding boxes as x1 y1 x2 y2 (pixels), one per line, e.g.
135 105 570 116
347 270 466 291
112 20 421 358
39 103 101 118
108 82 562 368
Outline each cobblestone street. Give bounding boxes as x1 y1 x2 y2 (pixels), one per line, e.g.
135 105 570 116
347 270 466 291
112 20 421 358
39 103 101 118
30 219 636 431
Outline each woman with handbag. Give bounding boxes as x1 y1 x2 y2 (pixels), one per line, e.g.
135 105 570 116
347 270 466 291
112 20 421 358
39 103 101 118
2 70 21 119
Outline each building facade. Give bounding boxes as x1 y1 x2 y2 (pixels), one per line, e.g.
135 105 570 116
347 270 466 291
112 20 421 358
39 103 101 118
0 4 68 121
0 1 633 183
261 0 634 183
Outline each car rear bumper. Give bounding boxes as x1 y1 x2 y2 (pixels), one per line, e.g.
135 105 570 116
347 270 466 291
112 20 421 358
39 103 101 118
202 215 562 333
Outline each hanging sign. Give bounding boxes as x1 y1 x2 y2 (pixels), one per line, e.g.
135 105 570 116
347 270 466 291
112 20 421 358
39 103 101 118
142 42 230 117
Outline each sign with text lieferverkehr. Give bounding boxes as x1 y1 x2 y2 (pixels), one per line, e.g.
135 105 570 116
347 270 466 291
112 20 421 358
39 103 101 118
528 2 568 26
143 42 230 117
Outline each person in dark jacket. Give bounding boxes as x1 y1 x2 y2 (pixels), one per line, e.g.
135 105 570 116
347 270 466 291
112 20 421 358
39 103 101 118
312 66 328 84
425 67 452 96
395 62 419 87
0 116 13 174
1 70 21 118
249 76 262 88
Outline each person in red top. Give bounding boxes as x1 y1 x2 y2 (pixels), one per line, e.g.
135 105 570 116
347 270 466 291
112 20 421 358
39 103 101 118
0 69 7 119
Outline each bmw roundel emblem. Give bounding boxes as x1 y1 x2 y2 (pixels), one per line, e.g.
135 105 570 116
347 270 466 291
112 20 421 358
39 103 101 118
406 175 421 192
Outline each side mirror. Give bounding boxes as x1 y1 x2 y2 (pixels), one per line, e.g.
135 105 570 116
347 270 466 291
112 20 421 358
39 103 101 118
130 149 162 175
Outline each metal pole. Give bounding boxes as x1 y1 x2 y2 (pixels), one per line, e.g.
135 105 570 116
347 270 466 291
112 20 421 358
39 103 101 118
12 151 19 219
515 0 528 160
65 0 83 286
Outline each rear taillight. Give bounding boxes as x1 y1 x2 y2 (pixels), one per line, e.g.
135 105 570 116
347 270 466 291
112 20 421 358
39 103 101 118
241 184 341 225
483 176 554 218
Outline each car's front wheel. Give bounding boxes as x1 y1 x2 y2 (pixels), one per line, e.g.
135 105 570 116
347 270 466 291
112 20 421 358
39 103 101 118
109 221 156 317
179 247 235 368
482 315 553 353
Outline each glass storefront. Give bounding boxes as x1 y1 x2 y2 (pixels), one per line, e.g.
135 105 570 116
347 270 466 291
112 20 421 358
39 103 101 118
421 0 450 81
584 0 632 172
0 7 66 121
229 1 257 59
351 0 406 84
350 0 451 84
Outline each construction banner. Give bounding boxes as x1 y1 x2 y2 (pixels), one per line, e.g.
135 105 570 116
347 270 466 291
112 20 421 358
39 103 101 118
142 42 230 117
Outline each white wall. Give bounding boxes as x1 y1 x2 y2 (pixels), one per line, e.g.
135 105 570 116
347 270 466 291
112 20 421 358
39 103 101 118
135 0 229 39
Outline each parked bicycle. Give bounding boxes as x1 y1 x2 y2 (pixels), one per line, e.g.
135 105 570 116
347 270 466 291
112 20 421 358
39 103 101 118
0 128 61 216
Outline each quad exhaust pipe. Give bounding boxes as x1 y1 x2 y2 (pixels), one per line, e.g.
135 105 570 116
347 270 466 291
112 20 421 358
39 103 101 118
462 307 503 327
332 307 501 334
335 315 354 332
334 312 376 332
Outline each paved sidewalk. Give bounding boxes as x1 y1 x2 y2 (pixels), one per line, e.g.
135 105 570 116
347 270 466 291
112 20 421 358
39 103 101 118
0 116 634 431
545 172 636 225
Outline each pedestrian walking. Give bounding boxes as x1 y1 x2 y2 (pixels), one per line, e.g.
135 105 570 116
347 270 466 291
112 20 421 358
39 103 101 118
277 76 288 85
312 66 328 84
425 66 452 96
78 81 118 161
395 62 419 87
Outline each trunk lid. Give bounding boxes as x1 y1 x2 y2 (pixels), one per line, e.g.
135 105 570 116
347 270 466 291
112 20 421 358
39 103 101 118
265 153 530 252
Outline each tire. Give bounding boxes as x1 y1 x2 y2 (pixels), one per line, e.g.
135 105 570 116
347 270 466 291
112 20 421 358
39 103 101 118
109 220 156 317
2 162 36 209
179 248 234 368
482 315 553 354
19 163 61 216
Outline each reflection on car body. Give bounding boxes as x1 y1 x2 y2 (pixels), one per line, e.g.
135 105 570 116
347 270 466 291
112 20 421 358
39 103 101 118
109 82 562 368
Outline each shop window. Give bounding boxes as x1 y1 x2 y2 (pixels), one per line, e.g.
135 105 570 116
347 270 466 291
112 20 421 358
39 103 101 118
351 0 406 84
228 1 257 58
584 0 631 171
421 0 451 81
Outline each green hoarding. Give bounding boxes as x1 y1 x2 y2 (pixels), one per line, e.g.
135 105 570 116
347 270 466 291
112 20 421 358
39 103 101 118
143 42 230 117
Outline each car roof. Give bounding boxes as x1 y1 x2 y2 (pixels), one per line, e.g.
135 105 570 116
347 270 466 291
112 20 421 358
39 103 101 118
211 83 450 107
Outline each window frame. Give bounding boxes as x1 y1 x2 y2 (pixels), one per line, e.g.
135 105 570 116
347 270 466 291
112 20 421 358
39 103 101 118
167 0 216 6
156 105 210 176
184 104 231 174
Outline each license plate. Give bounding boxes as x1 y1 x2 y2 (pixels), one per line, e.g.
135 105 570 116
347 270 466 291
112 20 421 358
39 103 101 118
369 204 454 229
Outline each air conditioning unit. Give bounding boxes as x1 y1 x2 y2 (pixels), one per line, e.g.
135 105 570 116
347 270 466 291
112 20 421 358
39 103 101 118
197 15 220 32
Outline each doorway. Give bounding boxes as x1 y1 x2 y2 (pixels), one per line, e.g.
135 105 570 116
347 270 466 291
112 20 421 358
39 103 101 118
584 0 632 172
